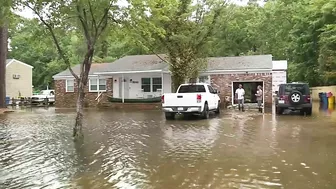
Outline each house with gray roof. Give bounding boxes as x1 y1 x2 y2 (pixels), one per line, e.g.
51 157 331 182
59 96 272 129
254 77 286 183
52 54 274 107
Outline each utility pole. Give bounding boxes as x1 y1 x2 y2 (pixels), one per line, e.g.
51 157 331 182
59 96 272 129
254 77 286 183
0 24 8 108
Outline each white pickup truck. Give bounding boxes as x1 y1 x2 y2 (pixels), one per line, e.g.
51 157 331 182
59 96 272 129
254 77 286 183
161 83 221 120
31 89 55 105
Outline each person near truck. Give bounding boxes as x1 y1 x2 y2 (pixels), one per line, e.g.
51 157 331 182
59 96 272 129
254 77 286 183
235 84 245 111
255 85 263 113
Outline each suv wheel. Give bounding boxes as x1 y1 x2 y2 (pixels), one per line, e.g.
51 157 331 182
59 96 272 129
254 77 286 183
289 91 303 105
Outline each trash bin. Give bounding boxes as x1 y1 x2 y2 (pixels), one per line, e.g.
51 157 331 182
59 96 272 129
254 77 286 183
321 92 328 105
318 92 324 102
328 95 335 105
5 97 10 105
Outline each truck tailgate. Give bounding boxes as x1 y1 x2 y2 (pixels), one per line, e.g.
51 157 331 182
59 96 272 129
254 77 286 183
163 93 200 107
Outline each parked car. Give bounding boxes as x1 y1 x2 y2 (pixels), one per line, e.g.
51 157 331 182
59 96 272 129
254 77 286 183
275 82 312 115
31 89 55 105
161 83 221 120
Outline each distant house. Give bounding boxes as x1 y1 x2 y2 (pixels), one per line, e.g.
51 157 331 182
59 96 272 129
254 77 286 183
6 59 34 98
52 54 273 108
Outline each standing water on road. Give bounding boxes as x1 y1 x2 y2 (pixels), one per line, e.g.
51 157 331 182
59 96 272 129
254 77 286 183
1 105 336 189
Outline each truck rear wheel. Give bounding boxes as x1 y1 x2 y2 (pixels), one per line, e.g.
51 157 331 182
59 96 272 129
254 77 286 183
215 101 220 114
165 112 175 120
201 103 209 119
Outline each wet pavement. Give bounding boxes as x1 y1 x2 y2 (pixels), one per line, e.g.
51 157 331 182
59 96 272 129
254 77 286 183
0 103 336 189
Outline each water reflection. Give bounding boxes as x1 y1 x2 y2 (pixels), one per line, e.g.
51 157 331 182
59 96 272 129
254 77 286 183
0 107 336 188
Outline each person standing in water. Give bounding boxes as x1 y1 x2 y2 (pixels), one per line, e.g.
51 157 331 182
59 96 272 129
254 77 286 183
235 84 245 112
255 85 263 113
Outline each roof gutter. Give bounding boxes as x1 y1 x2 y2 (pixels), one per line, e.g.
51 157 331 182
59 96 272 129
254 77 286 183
52 74 98 79
93 70 164 75
6 59 34 69
203 68 272 73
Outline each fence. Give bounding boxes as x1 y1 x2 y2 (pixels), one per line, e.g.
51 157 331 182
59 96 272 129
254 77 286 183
310 86 336 102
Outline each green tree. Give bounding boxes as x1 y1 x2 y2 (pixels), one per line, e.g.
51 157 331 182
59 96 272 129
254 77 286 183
20 0 119 139
128 0 223 90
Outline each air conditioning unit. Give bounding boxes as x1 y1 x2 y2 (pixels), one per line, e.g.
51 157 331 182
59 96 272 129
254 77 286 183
13 74 21 79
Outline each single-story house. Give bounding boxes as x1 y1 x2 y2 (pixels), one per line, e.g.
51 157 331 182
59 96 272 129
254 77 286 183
52 54 274 108
5 59 34 98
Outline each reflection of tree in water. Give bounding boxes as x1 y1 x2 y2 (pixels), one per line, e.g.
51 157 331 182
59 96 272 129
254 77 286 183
0 117 14 187
73 139 97 189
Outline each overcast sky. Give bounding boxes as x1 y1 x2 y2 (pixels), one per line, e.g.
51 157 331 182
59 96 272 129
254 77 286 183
16 0 262 19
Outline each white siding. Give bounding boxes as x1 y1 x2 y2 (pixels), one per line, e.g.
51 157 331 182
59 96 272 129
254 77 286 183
112 73 172 99
272 71 287 93
6 61 33 98
272 60 288 94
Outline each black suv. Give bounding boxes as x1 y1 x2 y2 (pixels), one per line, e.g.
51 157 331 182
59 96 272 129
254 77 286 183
275 82 312 115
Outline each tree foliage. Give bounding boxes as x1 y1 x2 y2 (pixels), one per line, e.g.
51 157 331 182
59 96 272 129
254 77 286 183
127 0 224 90
7 0 336 99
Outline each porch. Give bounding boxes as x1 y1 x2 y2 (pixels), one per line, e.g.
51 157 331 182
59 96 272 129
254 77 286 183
94 70 172 103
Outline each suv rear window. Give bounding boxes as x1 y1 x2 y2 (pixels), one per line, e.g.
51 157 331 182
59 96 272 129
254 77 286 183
178 85 206 93
283 84 309 95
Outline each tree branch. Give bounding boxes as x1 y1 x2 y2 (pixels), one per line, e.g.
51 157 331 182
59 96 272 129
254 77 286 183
24 2 79 80
76 4 91 44
88 1 97 33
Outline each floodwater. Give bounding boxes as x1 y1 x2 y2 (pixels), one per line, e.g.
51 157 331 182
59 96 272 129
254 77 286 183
0 104 336 189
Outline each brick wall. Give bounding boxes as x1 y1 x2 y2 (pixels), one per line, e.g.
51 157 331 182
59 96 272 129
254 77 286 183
210 73 273 107
54 78 113 108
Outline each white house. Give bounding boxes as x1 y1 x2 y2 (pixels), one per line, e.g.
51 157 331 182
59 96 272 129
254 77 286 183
53 54 274 107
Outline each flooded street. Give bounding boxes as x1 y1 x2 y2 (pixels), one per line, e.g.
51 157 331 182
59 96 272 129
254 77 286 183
1 104 336 189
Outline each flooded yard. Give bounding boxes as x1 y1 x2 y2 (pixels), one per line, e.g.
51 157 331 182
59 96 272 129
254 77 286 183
0 104 336 189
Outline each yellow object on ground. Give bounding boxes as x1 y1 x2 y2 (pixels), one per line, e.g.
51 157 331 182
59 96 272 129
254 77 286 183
328 96 335 105
328 103 335 111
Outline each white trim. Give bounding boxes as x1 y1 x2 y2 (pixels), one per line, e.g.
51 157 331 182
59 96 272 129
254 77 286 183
161 72 164 93
231 80 265 106
53 75 111 80
94 70 163 75
122 74 125 103
89 78 107 92
65 79 75 92
205 68 272 74
6 59 34 69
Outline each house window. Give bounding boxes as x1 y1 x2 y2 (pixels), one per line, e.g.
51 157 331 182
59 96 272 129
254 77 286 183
141 77 162 92
152 77 162 92
141 78 151 92
198 76 209 83
99 79 106 91
66 79 74 92
89 78 106 92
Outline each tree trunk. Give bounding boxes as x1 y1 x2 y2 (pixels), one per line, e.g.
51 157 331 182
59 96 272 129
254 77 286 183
73 78 85 139
171 73 185 92
72 48 94 139
0 25 8 108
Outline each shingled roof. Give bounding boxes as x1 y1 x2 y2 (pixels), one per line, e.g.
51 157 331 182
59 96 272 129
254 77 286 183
53 54 272 78
6 59 13 65
207 54 273 71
